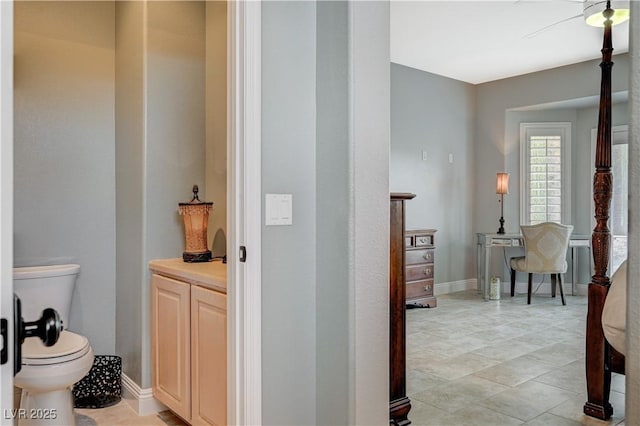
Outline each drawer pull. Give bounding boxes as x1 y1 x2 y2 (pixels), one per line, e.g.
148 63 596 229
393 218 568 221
423 253 431 260
424 268 431 275
424 285 431 291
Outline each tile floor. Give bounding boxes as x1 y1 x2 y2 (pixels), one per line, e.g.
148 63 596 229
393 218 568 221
406 289 626 426
14 289 625 425
75 403 186 426
12 388 187 425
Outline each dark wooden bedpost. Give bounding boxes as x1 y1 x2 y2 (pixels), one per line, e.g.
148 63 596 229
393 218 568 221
390 193 415 425
584 4 614 420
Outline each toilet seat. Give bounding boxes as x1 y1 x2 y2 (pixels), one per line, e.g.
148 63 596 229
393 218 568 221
22 331 90 366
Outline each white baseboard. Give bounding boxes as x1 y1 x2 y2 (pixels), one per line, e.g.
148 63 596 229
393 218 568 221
575 283 588 296
435 279 477 296
121 373 167 416
508 281 589 296
437 278 589 298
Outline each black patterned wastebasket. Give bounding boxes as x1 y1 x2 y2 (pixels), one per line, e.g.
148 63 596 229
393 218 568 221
73 355 122 408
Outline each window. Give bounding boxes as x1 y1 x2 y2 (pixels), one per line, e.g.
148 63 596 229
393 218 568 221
520 123 572 225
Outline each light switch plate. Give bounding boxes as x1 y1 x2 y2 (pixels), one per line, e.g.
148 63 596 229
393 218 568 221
265 194 293 226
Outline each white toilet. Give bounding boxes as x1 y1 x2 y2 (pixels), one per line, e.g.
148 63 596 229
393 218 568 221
13 264 94 426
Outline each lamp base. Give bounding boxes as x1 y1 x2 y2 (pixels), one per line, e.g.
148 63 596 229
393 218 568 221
497 217 505 234
183 250 212 263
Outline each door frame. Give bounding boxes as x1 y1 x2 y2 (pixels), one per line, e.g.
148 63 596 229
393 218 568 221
0 1 13 422
227 1 262 425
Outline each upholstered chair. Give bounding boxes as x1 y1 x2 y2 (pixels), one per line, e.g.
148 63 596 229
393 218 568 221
509 222 574 305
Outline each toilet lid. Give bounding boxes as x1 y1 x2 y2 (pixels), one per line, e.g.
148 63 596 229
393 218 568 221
22 331 90 365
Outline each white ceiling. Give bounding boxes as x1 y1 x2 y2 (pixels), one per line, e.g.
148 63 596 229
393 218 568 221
390 0 630 84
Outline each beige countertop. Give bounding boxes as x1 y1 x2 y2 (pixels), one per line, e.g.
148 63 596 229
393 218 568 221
149 258 227 294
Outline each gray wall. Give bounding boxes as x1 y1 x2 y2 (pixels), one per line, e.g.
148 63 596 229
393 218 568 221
14 1 116 355
145 1 206 263
316 2 349 424
115 0 145 385
503 103 628 238
390 55 630 289
476 55 630 236
116 0 206 386
391 64 476 284
14 0 209 387
205 1 227 258
503 102 628 285
144 0 206 386
349 2 391 422
475 55 630 283
262 1 390 424
262 2 318 423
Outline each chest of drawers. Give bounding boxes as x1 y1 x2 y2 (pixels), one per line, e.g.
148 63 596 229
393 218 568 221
405 229 437 308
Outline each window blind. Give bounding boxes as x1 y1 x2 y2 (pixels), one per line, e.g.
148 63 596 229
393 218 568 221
529 135 562 224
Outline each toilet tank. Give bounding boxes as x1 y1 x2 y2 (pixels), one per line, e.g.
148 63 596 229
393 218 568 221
13 264 80 328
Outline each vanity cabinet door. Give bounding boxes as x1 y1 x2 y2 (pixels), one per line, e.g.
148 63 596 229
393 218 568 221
151 274 191 422
191 285 227 426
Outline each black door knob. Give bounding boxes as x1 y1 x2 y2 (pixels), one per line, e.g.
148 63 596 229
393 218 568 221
22 307 63 347
13 295 64 375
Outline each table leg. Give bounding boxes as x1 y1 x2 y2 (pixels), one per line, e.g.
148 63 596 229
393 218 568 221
483 244 491 300
477 242 482 293
572 246 576 296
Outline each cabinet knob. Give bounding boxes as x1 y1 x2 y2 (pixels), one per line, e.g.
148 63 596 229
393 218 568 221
423 253 431 260
424 284 431 291
424 268 431 276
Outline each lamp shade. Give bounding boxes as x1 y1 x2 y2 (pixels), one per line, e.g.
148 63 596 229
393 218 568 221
584 0 629 27
179 185 213 262
496 173 509 195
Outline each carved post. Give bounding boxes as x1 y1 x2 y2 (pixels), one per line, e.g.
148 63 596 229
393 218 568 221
390 193 414 426
584 4 614 420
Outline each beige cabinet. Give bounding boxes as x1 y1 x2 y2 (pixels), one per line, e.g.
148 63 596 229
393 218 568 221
151 274 191 420
150 259 227 426
191 285 226 425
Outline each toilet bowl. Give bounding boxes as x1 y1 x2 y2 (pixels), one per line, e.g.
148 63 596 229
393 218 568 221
13 264 94 426
15 332 94 425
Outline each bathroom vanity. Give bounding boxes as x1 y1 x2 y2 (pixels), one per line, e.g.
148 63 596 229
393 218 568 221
149 258 227 426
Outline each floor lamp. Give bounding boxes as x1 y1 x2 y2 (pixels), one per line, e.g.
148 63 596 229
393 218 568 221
496 173 509 234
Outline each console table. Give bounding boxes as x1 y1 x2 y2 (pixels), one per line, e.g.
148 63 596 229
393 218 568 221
476 232 591 300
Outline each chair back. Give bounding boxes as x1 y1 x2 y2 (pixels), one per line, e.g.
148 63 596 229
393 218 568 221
520 222 573 274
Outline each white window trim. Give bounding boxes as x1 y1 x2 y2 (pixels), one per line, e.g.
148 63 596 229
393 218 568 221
519 122 572 226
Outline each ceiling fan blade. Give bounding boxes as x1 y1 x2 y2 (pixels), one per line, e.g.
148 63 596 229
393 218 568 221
523 13 583 39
